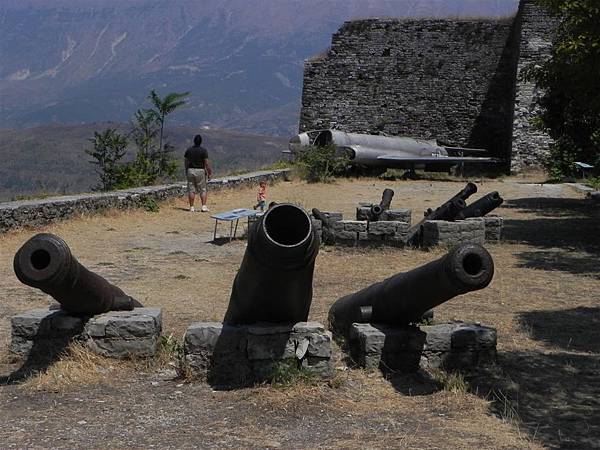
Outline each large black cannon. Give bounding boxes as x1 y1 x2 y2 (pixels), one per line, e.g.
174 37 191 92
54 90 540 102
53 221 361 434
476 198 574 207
406 182 477 246
458 191 504 219
328 243 494 333
14 233 141 316
224 203 320 324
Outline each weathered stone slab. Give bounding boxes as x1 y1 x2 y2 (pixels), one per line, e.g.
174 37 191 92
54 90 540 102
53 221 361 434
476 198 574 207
483 216 503 242
183 322 333 386
421 219 485 247
346 321 497 372
83 308 163 358
383 209 411 223
11 309 86 339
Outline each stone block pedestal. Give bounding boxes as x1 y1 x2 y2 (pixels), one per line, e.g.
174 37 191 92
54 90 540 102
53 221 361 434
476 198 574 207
84 308 162 358
184 322 333 386
347 321 497 372
10 307 163 359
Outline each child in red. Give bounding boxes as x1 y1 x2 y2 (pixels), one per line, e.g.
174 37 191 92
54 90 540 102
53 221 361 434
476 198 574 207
254 181 267 211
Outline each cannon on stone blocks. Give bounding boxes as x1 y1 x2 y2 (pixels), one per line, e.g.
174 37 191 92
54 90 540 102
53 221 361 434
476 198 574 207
328 242 494 334
457 191 504 219
224 203 320 324
14 233 142 316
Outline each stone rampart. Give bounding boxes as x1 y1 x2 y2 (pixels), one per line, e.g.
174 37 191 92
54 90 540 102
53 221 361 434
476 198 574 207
299 0 558 172
0 169 290 234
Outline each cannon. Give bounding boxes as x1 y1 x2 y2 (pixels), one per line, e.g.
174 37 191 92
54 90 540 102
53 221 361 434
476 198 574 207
328 243 494 333
458 191 504 219
224 203 320 325
14 233 141 316
423 182 477 220
369 188 395 221
406 182 477 246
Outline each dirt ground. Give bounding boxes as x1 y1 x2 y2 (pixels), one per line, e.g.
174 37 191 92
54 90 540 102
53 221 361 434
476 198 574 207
0 175 598 449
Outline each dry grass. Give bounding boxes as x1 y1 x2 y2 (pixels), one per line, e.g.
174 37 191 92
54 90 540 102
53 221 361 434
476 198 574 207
0 175 597 449
21 343 114 393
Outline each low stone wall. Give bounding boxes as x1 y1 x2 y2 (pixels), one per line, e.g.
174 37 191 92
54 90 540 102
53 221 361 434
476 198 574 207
421 218 486 248
0 169 290 234
184 322 333 387
348 321 497 373
10 307 163 359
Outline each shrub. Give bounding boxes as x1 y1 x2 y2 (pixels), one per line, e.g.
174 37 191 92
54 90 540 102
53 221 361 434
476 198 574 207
293 144 350 183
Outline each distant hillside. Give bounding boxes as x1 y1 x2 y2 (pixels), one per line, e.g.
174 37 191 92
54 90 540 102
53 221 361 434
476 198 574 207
0 124 288 201
0 0 519 135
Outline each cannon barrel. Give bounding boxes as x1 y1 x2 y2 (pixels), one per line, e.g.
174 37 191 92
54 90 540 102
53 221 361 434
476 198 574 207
328 243 494 333
406 197 466 246
224 203 320 324
458 191 504 219
370 188 395 220
13 233 141 316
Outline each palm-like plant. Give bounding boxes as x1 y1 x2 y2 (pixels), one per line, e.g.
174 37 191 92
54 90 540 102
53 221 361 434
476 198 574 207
147 90 189 154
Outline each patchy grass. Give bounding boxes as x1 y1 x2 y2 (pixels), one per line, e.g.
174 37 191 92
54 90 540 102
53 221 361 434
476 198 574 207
0 175 596 449
21 343 114 393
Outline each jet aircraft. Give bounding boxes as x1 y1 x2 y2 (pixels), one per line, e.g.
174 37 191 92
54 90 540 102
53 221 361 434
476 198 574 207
287 129 500 172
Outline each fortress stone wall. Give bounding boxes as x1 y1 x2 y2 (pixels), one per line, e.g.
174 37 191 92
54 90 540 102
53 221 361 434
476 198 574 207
0 169 289 234
300 0 557 173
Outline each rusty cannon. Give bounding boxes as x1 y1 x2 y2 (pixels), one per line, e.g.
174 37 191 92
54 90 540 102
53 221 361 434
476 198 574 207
14 233 141 316
328 243 494 333
406 182 477 246
369 188 395 221
224 203 320 324
458 191 504 219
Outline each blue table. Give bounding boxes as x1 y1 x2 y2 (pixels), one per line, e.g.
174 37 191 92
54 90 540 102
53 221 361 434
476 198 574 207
211 208 260 241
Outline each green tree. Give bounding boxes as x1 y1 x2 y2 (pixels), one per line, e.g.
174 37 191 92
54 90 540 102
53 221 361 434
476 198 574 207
87 90 189 191
86 128 128 191
147 90 189 171
525 0 600 179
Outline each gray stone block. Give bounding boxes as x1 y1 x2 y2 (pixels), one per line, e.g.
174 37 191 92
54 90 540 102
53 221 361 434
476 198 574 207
82 308 163 359
341 220 368 232
11 309 86 339
85 336 158 359
483 216 503 241
421 219 485 247
356 207 371 221
368 221 398 235
345 321 496 372
183 321 333 385
384 209 411 223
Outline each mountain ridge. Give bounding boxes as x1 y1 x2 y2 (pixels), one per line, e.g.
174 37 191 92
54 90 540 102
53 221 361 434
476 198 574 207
1 0 519 135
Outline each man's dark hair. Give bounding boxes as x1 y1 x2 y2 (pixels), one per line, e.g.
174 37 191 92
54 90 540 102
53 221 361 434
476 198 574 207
193 134 202 146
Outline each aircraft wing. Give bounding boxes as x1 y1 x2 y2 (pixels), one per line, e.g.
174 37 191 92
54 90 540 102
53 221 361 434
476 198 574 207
377 155 500 164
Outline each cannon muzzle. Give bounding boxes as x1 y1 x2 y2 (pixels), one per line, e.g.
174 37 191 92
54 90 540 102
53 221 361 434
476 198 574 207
328 243 494 333
458 191 504 218
224 203 320 324
14 233 141 316
369 188 395 221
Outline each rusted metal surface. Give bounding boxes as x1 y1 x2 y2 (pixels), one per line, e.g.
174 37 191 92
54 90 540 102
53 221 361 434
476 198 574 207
14 233 141 316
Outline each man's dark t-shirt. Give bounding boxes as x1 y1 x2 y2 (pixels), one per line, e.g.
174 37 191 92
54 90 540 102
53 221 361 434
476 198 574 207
185 146 209 169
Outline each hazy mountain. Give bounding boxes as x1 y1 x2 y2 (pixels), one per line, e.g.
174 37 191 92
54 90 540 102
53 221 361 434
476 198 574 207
0 123 288 201
1 0 519 136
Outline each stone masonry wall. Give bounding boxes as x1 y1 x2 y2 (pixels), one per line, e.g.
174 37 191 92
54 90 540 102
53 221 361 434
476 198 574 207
300 18 519 166
511 0 558 173
0 169 289 234
300 0 558 173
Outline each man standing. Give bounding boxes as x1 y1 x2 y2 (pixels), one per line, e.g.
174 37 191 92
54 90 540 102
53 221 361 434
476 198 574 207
184 134 212 212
